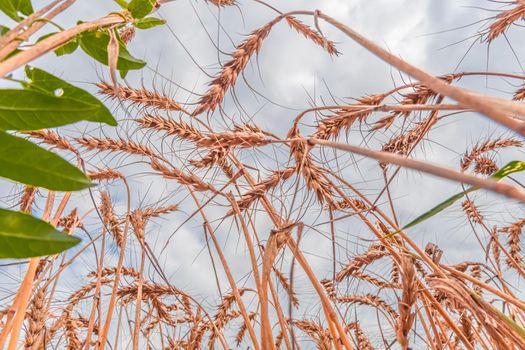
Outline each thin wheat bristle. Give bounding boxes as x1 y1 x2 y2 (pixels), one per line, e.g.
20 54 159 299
372 75 454 131
97 82 187 113
285 16 339 55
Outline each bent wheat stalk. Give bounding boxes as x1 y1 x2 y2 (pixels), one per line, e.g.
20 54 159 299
307 11 525 135
310 138 525 203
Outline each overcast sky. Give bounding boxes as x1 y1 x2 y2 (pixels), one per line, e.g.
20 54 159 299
3 0 525 348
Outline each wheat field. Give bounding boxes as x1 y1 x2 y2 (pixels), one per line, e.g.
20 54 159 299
3 0 525 349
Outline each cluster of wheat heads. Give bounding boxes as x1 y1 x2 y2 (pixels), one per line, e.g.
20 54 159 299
5 1 525 349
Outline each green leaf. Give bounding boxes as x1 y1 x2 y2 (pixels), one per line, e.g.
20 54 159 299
403 161 525 230
54 37 79 56
0 0 33 21
491 160 525 180
0 208 80 258
402 190 474 230
23 67 116 126
79 30 146 72
128 0 156 19
0 67 115 130
0 131 92 191
0 90 100 130
134 17 166 29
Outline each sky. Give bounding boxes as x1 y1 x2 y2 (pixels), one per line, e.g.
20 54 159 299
2 0 525 348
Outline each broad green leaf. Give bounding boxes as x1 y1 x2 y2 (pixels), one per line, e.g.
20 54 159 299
79 30 146 71
54 37 79 56
403 161 525 230
0 131 92 191
23 67 116 126
0 0 33 21
128 0 156 19
0 208 80 258
134 17 166 29
0 90 102 130
0 67 115 130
